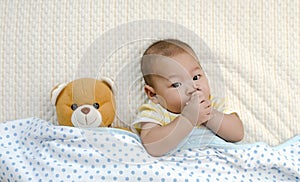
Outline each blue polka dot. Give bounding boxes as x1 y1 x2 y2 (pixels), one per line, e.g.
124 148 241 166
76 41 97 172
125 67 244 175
1 119 300 181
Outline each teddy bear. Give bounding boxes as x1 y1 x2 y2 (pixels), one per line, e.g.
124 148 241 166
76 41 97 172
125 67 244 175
51 77 116 128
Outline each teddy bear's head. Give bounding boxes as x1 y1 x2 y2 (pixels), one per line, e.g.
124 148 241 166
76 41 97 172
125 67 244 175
51 77 116 128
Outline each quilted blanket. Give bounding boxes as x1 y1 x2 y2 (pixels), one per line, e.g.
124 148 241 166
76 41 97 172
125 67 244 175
1 1 300 147
1 118 299 181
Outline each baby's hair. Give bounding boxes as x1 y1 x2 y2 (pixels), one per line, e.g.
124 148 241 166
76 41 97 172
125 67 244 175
141 39 199 85
143 39 197 58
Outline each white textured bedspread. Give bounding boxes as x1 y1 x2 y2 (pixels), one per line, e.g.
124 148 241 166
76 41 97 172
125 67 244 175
1 118 299 181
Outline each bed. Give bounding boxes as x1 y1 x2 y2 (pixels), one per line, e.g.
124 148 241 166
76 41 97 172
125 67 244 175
1 1 299 181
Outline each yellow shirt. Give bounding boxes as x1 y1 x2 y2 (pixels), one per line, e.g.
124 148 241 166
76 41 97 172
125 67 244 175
131 96 236 133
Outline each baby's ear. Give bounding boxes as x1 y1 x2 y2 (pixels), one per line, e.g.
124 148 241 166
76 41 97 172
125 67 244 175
50 83 67 106
144 85 158 103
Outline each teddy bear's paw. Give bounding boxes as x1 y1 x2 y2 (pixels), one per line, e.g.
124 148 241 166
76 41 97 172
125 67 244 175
71 104 102 128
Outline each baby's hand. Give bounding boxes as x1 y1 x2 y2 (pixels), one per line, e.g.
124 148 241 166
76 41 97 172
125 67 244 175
181 92 201 126
196 92 212 126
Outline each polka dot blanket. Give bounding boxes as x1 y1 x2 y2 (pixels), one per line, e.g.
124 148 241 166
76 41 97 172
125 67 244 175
1 118 299 181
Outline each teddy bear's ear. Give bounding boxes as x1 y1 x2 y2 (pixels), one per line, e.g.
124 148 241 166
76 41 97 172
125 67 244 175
50 83 67 106
100 77 117 93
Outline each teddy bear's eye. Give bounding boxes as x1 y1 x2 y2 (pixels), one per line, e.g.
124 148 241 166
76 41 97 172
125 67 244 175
93 103 100 109
71 104 78 110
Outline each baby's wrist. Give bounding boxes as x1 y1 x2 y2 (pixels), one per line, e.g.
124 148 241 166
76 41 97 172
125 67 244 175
206 109 224 130
209 109 217 119
180 114 197 127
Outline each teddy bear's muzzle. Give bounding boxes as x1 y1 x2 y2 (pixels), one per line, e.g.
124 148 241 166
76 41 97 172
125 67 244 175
71 105 102 128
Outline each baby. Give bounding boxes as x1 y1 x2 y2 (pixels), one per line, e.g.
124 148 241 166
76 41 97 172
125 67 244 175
132 39 244 157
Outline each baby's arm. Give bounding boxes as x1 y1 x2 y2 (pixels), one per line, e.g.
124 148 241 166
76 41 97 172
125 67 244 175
140 93 203 157
205 110 244 142
140 116 194 157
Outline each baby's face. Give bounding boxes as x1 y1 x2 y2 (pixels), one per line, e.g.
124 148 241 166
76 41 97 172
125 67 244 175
146 52 211 113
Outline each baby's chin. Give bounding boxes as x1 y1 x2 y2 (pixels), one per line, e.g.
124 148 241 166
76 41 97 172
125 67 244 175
165 106 184 115
167 109 181 114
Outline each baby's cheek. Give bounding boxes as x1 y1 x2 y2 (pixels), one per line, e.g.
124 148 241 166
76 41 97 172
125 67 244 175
179 96 190 109
167 96 183 113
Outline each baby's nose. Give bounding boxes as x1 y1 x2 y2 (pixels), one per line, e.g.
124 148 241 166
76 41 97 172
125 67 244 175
185 80 199 95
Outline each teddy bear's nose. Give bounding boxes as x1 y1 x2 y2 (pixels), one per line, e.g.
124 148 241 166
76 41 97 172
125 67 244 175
81 107 90 114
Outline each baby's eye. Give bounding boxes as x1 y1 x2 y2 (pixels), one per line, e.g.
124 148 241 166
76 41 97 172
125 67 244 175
193 74 201 80
171 82 182 88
